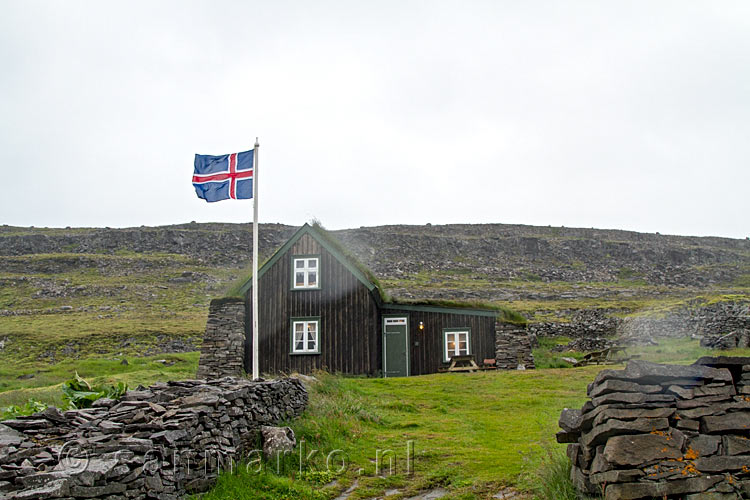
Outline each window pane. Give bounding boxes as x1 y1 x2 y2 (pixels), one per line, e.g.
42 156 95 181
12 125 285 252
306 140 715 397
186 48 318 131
459 341 467 350
296 272 305 286
459 346 468 356
447 341 455 352
308 340 315 350
308 272 317 286
308 259 317 268
295 341 303 351
296 260 304 268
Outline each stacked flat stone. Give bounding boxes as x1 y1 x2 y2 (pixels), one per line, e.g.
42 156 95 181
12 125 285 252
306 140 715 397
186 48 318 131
0 376 307 500
701 329 750 350
558 358 750 500
527 315 622 340
495 322 535 370
196 298 246 379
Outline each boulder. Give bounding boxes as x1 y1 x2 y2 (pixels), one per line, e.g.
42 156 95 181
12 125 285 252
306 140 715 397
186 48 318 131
701 412 750 434
581 418 669 448
0 424 25 447
588 379 662 398
602 433 684 466
558 408 582 433
261 426 296 460
593 360 733 386
604 476 723 500
722 435 750 456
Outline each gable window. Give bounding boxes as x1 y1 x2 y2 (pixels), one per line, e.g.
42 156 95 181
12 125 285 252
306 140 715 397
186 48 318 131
443 328 470 362
292 256 320 289
291 318 320 354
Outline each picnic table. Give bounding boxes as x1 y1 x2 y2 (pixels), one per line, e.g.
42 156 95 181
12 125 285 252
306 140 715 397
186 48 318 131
578 346 636 366
446 354 480 372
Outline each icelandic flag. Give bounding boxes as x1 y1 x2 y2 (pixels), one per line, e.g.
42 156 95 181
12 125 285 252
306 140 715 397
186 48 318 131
193 150 254 202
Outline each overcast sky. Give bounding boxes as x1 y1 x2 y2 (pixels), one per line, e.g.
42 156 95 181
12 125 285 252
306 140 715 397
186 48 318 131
1 1 748 238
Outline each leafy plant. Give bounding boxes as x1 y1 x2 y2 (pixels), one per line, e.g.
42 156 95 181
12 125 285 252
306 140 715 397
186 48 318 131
61 372 127 409
298 469 335 485
1 399 47 420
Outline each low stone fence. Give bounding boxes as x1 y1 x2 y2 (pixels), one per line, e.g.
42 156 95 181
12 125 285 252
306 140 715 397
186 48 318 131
0 377 307 500
619 300 749 341
558 357 750 499
528 316 621 340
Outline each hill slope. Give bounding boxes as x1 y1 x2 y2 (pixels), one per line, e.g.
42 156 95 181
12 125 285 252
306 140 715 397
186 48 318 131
0 222 748 367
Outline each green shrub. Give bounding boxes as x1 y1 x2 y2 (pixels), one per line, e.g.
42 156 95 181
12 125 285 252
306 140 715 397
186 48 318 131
1 399 47 420
61 373 127 409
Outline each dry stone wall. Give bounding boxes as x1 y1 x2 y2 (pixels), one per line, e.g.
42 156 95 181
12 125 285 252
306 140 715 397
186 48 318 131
558 357 750 499
196 298 246 379
495 322 535 370
0 376 307 500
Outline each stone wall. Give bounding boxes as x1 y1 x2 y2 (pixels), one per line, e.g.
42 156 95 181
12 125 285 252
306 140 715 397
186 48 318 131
495 322 535 370
619 300 749 341
196 298 246 379
527 309 622 340
0 377 307 500
558 357 750 499
527 300 749 350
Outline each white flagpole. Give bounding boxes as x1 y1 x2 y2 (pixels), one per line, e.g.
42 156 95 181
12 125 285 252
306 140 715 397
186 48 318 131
252 138 260 380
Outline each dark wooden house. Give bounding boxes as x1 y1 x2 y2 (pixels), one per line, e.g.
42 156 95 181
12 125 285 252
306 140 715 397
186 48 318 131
239 224 498 377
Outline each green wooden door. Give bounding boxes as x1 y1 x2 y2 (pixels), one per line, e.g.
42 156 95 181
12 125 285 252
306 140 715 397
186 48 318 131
383 316 409 377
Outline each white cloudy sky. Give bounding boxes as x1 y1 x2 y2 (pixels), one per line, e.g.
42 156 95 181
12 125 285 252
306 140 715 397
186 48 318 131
1 1 748 238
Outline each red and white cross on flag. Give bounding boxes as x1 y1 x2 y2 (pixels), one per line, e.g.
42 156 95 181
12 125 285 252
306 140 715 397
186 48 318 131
192 150 254 202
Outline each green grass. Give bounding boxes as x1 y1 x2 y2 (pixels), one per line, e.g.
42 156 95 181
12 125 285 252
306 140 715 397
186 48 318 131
204 368 601 499
0 353 199 408
6 337 750 499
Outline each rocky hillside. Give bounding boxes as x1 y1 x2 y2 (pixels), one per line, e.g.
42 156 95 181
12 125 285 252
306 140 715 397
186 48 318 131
0 222 748 365
2 222 749 307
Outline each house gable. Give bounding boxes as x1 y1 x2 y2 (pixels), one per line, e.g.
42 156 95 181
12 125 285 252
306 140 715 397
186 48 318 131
244 224 381 375
238 223 377 296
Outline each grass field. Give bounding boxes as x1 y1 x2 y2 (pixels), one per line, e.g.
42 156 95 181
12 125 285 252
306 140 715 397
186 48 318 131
196 367 600 500
6 339 750 499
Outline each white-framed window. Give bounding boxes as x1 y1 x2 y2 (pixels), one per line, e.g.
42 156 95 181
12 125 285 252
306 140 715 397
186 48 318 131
444 329 470 362
293 256 319 289
291 318 320 354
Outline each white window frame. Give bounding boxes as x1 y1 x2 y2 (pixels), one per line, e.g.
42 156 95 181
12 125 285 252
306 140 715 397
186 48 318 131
291 318 320 354
292 256 320 289
444 329 470 362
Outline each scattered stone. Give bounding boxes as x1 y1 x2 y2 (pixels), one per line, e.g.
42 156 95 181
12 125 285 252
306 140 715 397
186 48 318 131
262 426 296 460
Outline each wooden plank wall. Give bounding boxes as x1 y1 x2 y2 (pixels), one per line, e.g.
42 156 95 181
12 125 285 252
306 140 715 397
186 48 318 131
245 233 380 375
382 308 496 376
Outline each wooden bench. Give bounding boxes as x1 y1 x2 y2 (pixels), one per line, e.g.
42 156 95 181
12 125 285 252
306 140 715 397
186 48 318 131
481 358 497 370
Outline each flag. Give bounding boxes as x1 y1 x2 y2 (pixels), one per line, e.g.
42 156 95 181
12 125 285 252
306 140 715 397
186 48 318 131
193 150 254 202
